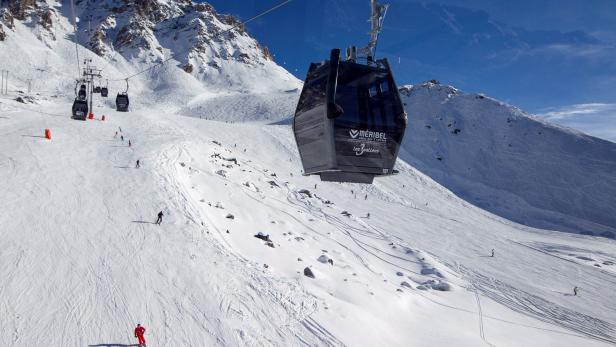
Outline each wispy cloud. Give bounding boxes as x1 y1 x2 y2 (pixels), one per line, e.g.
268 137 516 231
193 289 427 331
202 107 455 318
537 103 616 142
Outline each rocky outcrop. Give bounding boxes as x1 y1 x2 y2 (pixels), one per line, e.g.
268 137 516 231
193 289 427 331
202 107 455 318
0 0 57 40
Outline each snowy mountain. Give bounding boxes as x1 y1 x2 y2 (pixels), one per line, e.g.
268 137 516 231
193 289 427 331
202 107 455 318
399 81 616 238
0 0 299 110
1 1 616 347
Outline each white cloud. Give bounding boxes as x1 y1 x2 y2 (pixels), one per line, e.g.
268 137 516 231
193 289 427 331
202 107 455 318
536 103 616 143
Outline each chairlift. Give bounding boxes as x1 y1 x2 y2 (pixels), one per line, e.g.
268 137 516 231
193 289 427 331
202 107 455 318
115 79 130 112
293 1 407 184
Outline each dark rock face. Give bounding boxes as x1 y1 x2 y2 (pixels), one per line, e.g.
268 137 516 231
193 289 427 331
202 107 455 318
6 0 38 21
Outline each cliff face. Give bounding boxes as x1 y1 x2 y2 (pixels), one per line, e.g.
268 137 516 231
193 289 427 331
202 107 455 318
76 0 272 70
0 0 57 41
1 0 272 68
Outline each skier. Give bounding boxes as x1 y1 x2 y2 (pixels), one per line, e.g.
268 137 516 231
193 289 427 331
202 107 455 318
573 286 579 296
114 131 118 138
134 323 146 346
129 139 132 147
491 249 495 257
364 194 368 200
121 135 124 141
156 211 164 225
135 160 140 168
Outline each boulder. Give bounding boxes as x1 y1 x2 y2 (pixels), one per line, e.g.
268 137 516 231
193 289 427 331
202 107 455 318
304 267 315 279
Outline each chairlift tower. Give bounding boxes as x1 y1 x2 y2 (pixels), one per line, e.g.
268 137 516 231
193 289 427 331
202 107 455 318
82 58 101 116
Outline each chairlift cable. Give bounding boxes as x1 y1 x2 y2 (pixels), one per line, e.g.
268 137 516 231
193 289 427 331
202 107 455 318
69 0 81 78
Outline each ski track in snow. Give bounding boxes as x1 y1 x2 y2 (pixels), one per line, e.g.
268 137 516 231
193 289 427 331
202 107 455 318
461 265 616 345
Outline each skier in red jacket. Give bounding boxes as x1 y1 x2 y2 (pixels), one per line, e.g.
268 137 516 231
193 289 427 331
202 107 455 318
134 324 146 346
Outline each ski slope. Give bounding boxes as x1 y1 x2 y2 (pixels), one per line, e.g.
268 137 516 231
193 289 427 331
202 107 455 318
1 94 616 346
2 1 616 345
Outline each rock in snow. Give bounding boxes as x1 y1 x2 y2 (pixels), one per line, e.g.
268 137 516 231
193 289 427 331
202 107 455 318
303 267 315 279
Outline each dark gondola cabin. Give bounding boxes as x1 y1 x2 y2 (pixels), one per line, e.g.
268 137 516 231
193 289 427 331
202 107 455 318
116 93 129 112
94 86 101 93
101 87 108 97
72 99 88 120
293 49 407 183
78 84 87 101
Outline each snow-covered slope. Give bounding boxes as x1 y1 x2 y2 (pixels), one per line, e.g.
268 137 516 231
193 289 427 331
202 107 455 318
2 95 616 347
2 1 616 346
400 81 616 238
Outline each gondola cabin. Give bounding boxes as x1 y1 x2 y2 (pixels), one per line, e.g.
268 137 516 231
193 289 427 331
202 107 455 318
116 93 129 112
72 99 88 120
78 84 87 101
293 49 407 183
101 87 108 97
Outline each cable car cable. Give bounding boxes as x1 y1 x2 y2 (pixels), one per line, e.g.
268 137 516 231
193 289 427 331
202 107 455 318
69 0 81 78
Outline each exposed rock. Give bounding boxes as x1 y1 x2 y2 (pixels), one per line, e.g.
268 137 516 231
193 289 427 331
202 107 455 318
254 232 271 242
303 267 315 279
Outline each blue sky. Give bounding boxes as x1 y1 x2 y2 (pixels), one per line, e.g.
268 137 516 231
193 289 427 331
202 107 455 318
203 0 616 141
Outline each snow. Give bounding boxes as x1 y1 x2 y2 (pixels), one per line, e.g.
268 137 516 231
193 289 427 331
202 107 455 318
1 1 616 347
399 82 616 237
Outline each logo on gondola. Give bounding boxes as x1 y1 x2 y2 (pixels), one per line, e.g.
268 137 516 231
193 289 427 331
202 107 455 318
349 129 387 142
353 143 379 156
